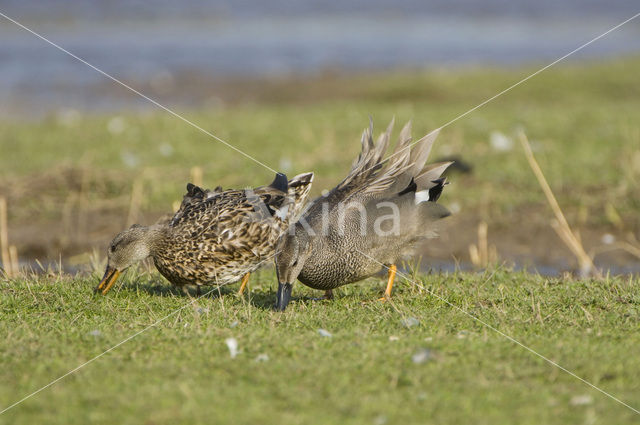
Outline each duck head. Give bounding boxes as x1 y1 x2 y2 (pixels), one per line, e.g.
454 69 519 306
274 230 313 311
95 224 160 295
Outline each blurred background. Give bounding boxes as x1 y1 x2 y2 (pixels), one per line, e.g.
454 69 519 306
0 0 639 275
2 0 640 116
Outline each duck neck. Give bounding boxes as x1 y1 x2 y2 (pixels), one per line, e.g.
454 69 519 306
142 224 167 256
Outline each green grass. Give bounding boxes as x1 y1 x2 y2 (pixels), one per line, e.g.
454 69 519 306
1 268 639 424
1 57 639 233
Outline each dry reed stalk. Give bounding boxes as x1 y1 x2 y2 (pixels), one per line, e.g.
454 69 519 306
126 179 144 227
469 244 480 268
478 221 488 266
190 166 203 187
518 131 601 278
9 245 19 276
468 221 497 268
0 197 11 277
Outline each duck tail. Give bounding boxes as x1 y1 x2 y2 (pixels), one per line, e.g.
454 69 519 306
407 128 439 177
414 161 453 190
350 117 394 181
287 172 314 219
391 120 413 162
365 120 423 195
380 120 413 179
373 117 394 165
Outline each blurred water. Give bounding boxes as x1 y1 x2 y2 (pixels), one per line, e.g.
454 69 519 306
0 1 639 115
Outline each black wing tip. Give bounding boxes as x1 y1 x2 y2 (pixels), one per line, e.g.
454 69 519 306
270 172 289 193
398 177 417 196
428 178 447 202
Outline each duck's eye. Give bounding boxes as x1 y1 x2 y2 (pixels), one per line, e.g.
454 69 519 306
292 259 298 267
109 245 116 253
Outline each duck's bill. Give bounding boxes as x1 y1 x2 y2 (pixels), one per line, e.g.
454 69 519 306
274 282 293 311
95 266 120 295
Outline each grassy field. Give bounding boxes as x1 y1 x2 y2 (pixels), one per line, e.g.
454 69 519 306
1 267 640 424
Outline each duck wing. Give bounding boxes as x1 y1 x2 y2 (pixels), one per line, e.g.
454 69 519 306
323 119 451 206
170 173 289 230
363 177 450 242
325 118 394 204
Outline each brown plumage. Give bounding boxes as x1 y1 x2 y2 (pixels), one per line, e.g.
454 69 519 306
274 120 451 310
96 172 313 295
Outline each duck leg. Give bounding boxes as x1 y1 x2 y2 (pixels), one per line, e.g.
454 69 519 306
379 264 397 301
237 272 251 295
311 289 333 301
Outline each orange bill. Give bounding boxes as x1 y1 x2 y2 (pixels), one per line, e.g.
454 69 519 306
95 266 121 295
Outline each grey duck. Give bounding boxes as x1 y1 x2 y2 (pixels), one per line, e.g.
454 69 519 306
96 172 313 295
274 120 451 310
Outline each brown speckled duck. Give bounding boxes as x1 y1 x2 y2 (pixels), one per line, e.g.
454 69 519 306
274 120 451 310
96 172 313 295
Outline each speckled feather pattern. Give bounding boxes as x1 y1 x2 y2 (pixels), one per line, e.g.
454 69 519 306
154 174 312 287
